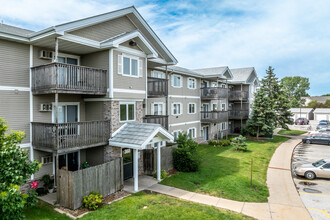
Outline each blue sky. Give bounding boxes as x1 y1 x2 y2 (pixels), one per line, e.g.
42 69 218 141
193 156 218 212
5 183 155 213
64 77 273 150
1 0 330 95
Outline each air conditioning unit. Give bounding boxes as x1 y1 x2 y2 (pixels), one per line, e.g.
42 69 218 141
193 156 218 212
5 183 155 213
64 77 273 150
39 50 53 60
40 104 52 112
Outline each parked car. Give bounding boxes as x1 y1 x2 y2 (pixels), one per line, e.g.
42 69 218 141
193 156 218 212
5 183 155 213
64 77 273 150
316 122 329 130
295 118 309 125
319 120 329 124
308 128 330 135
294 159 330 180
302 134 330 145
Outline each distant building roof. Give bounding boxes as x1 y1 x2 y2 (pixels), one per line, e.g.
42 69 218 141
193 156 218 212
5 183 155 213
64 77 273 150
193 66 228 75
303 96 330 103
228 67 258 84
109 122 173 149
314 108 330 113
290 108 314 113
0 23 34 36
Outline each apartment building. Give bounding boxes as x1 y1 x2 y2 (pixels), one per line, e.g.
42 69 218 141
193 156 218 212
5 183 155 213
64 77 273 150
227 67 260 133
0 6 258 207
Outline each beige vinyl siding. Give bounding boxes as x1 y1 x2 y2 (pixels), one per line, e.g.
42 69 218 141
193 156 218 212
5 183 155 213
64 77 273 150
85 102 104 121
69 16 137 41
113 50 146 99
33 150 53 179
0 39 29 87
169 123 201 139
147 97 166 115
169 73 201 97
168 97 200 125
0 91 30 143
33 46 52 67
33 94 85 123
120 40 143 52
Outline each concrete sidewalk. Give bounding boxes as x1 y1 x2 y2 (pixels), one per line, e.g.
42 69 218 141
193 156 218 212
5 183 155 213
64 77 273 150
148 132 312 220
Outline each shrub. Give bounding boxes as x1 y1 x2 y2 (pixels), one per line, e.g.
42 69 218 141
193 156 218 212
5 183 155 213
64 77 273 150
218 139 231 147
153 170 168 179
173 133 200 172
232 135 248 152
208 140 218 146
82 191 103 210
41 174 53 191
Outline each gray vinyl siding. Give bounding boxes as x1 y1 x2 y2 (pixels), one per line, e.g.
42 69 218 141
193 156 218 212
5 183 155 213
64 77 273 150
0 91 30 143
113 50 146 99
169 73 201 97
230 103 249 111
85 102 104 121
69 16 137 42
168 97 200 125
169 122 201 139
33 150 53 179
33 94 85 123
33 46 52 67
80 50 109 88
120 40 143 52
0 39 29 87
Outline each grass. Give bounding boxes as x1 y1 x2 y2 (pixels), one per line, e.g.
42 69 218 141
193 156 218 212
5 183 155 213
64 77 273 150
161 135 290 202
277 129 307 136
25 201 70 220
81 191 252 220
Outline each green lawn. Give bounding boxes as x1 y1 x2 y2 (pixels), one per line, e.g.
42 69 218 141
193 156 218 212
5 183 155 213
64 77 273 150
277 129 307 136
25 201 70 220
161 135 290 202
81 192 252 220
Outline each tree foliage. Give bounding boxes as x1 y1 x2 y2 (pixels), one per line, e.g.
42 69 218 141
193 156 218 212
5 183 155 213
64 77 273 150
305 99 330 108
247 67 293 138
0 118 40 219
280 76 310 107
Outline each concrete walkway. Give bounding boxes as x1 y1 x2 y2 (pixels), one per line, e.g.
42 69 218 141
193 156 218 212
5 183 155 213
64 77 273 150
148 131 312 220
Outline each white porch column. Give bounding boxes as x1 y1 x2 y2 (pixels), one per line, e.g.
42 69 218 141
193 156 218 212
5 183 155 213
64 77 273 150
133 149 139 192
157 145 161 181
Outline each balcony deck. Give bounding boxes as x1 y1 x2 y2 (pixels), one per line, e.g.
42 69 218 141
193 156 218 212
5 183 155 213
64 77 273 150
143 115 169 130
31 63 107 95
201 87 228 100
201 111 228 123
228 91 249 101
147 77 168 98
229 110 249 119
32 120 111 153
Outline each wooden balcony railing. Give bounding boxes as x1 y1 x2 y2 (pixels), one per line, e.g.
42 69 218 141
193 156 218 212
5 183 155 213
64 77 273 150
228 91 249 101
31 63 107 95
201 111 228 123
143 115 169 130
32 120 111 153
201 87 228 100
147 77 168 98
229 110 249 119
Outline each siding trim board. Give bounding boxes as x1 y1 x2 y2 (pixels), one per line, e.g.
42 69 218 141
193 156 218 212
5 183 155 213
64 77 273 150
0 86 30 92
169 95 200 99
169 120 201 127
113 88 146 94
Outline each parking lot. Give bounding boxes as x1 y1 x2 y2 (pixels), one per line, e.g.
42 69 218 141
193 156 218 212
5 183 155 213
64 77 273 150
292 143 330 220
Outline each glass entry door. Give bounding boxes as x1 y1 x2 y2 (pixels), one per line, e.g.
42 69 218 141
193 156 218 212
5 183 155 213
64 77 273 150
122 149 133 180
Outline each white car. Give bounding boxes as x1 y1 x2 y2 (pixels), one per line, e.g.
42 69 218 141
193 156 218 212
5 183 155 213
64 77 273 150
308 128 330 135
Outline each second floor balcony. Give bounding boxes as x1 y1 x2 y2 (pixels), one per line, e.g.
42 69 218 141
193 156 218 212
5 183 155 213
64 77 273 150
31 63 107 95
143 115 169 130
201 111 228 123
147 77 168 98
228 91 249 101
201 87 228 100
229 110 249 119
32 120 111 153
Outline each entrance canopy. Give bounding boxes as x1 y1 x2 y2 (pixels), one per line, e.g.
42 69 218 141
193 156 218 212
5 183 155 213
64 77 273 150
109 122 174 149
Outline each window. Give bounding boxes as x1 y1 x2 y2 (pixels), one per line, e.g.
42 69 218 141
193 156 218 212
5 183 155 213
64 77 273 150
123 56 138 76
221 84 226 88
188 103 196 114
212 103 217 111
323 163 330 169
221 122 227 130
211 82 218 87
188 78 196 89
52 103 79 123
172 74 182 87
172 103 182 115
152 71 165 79
152 103 164 115
120 103 135 121
188 128 196 138
221 103 226 111
173 130 182 140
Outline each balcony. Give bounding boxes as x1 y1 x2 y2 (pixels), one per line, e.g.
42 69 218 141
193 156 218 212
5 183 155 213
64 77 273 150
147 77 168 98
229 110 249 119
31 63 107 95
201 111 228 123
32 120 111 153
201 87 228 100
143 115 169 130
228 91 249 101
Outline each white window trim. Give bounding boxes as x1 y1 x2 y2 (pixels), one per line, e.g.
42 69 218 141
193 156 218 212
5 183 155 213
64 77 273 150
51 102 80 123
187 102 197 114
119 102 136 122
151 102 165 115
172 102 182 116
172 130 183 139
121 54 140 78
151 70 165 79
172 74 182 88
221 103 227 111
187 127 197 138
53 52 80 64
187 77 197 90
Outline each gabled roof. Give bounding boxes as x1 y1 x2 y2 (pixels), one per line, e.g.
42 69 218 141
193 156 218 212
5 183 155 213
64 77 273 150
314 108 330 113
229 67 259 84
193 66 233 80
0 23 34 36
290 108 314 113
109 122 174 149
303 96 330 103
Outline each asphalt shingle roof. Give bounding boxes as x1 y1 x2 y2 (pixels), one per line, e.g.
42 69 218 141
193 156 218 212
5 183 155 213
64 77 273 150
192 66 228 76
229 67 255 82
0 23 34 36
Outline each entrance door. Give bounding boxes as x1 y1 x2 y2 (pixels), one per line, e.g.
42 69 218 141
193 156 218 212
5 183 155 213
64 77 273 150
57 152 79 171
203 126 209 141
123 148 133 180
202 103 209 120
